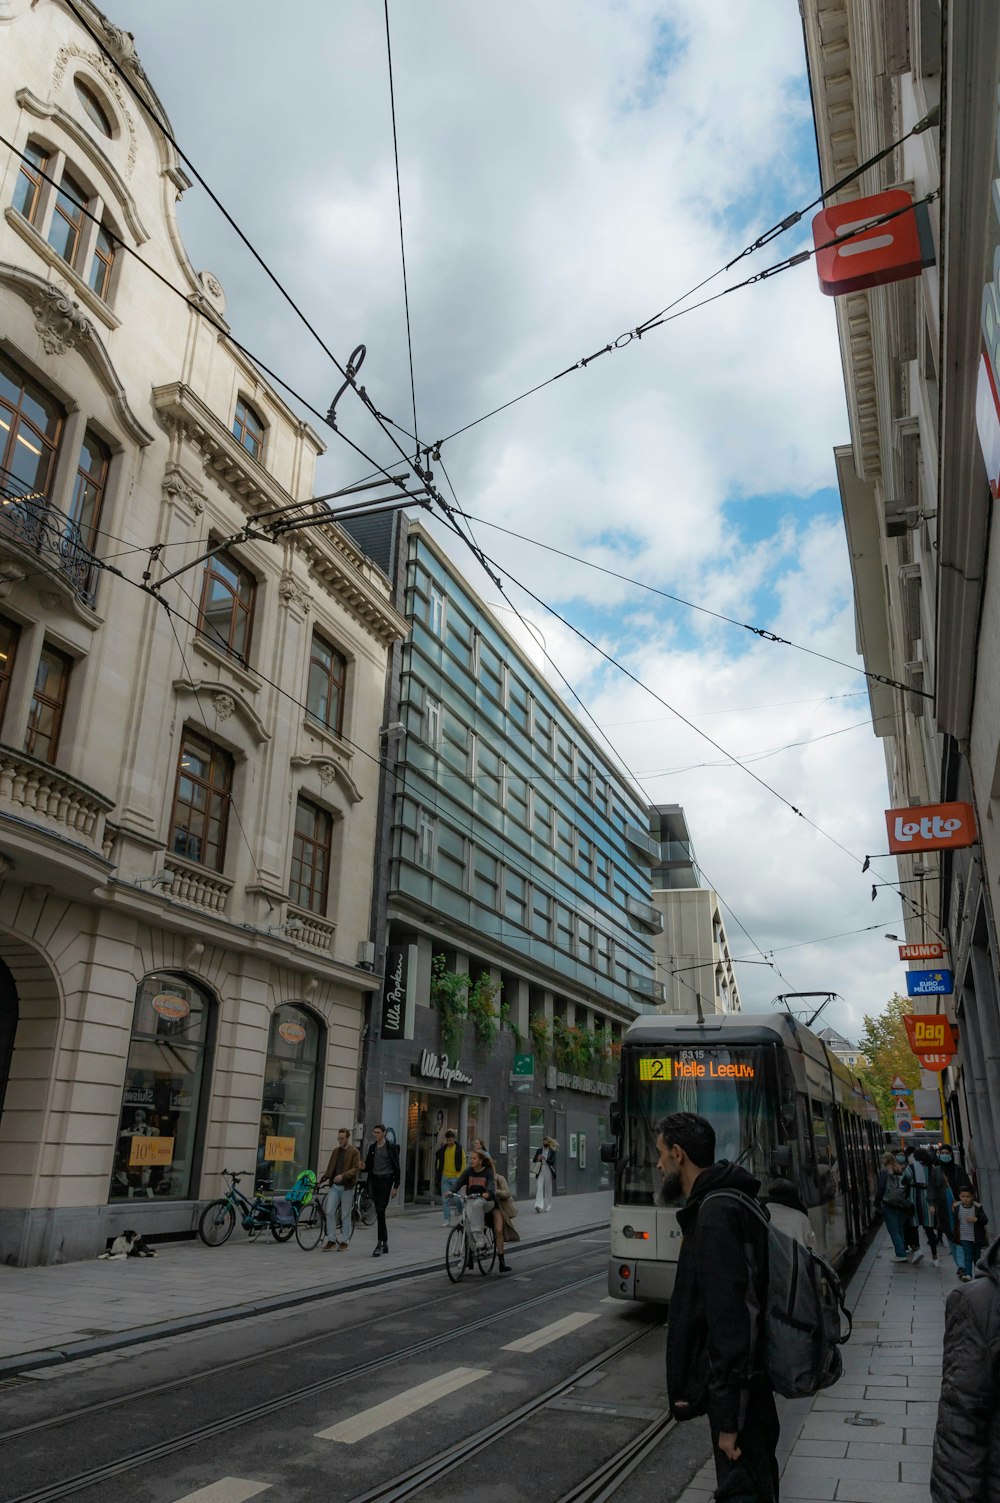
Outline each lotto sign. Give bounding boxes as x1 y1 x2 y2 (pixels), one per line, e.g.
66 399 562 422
903 1014 957 1054
885 801 977 855
899 943 945 961
264 1136 296 1162
812 189 935 296
129 1135 174 1167
905 971 955 999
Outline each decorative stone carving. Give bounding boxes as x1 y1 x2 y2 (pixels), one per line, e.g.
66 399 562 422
278 573 311 613
51 46 138 176
185 938 205 968
317 762 337 787
199 271 226 314
162 463 205 516
38 591 61 611
211 691 236 721
33 284 94 356
98 19 148 82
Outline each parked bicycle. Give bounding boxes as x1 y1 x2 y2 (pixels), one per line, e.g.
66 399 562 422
444 1193 496 1281
295 1172 377 1250
198 1168 314 1246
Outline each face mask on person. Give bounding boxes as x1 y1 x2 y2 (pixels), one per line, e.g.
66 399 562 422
939 1153 952 1164
895 1154 907 1166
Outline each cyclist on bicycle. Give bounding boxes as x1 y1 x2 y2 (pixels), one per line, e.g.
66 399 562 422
452 1149 511 1272
319 1128 361 1252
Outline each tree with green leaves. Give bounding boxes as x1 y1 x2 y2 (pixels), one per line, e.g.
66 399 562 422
857 992 922 1128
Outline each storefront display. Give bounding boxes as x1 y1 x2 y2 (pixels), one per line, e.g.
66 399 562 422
256 1005 323 1190
110 973 213 1202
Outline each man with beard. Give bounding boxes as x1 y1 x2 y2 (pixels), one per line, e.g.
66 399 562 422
658 1111 778 1503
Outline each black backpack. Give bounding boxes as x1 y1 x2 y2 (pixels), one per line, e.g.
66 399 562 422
702 1189 853 1399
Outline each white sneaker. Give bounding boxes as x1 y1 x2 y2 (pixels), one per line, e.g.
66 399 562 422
894 1255 909 1263
909 1250 924 1264
932 1257 940 1267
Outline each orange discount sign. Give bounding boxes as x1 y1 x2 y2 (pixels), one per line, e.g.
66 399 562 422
886 801 977 855
264 1136 296 1162
919 1054 952 1073
129 1135 175 1167
903 1014 957 1056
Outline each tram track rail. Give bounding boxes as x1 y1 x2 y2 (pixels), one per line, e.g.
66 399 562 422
3 1265 609 1502
1 1241 601 1445
346 1320 667 1503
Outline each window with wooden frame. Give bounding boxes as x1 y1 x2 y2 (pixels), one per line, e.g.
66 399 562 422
289 797 332 914
24 643 72 763
197 547 256 663
0 614 20 735
169 731 232 871
47 169 88 267
88 224 115 300
74 78 113 137
70 429 110 549
0 351 63 497
12 143 49 225
306 631 347 735
232 398 265 461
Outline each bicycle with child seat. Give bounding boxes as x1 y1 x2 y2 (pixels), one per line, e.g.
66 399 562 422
444 1192 497 1281
295 1173 377 1250
198 1168 304 1246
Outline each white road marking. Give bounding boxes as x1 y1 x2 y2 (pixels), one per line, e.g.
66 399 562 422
315 1366 490 1444
171 1481 270 1503
502 1311 601 1352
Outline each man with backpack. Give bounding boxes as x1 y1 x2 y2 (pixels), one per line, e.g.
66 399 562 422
659 1111 780 1503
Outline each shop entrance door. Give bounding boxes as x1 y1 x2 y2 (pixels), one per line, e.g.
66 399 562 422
405 1092 460 1202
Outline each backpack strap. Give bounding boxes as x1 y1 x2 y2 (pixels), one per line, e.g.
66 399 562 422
700 1188 770 1227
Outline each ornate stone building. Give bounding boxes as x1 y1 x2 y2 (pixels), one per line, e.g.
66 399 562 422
0 0 405 1263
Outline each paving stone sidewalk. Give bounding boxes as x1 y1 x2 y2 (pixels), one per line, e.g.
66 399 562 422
677 1232 950 1503
0 1188 612 1373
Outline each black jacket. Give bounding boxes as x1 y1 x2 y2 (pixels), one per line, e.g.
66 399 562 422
365 1139 400 1188
434 1141 466 1190
931 1236 1000 1503
950 1201 990 1251
665 1160 770 1435
533 1146 557 1181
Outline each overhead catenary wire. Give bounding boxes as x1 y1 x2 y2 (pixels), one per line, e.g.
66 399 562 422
383 0 420 451
447 512 932 702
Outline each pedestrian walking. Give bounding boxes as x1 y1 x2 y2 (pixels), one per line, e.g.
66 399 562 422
453 1149 512 1272
951 1188 989 1283
659 1111 779 1503
364 1123 400 1258
902 1147 951 1265
930 1234 1000 1502
937 1147 972 1274
764 1178 816 1249
320 1127 362 1252
434 1129 466 1225
533 1136 557 1212
876 1151 916 1262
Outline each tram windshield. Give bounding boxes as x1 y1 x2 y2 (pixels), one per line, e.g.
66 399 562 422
617 1043 780 1206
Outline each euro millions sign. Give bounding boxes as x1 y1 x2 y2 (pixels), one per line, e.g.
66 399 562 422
905 970 954 998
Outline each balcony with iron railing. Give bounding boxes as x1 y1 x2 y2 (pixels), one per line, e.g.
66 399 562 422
0 468 102 608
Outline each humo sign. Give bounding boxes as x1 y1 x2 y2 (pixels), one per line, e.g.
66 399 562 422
899 943 945 961
885 801 977 854
812 189 935 296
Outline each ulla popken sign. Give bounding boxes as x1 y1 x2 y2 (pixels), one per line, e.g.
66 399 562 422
416 1050 472 1088
380 944 418 1041
885 801 977 855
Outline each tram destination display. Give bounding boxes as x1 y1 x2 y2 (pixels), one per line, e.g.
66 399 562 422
638 1055 757 1082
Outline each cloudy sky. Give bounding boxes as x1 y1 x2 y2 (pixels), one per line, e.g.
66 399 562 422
115 0 911 1037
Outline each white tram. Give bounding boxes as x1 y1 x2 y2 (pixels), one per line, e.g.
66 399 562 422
603 1012 883 1302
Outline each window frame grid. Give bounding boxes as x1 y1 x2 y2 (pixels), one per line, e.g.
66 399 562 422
197 546 256 665
289 796 333 915
232 398 265 462
0 613 20 734
306 630 348 736
24 642 72 764
12 143 49 225
169 731 233 872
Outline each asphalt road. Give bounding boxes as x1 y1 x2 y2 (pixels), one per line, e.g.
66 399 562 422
0 1231 713 1503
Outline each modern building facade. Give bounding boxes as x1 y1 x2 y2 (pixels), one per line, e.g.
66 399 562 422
802 0 1000 1212
648 805 742 1015
0 0 405 1263
356 520 662 1201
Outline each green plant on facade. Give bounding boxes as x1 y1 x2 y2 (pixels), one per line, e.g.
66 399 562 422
498 1001 523 1050
529 1011 551 1066
467 972 501 1054
430 954 469 1058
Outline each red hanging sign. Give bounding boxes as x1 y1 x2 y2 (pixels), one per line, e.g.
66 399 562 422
903 1014 957 1057
885 801 977 855
918 1054 952 1073
899 943 945 961
813 190 935 297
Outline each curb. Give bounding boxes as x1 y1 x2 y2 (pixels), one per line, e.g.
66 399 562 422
0 1218 609 1379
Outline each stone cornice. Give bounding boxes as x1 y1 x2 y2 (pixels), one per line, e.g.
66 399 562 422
152 382 408 647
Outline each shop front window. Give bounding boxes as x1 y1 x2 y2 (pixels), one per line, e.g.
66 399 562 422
257 1005 323 1191
110 973 213 1202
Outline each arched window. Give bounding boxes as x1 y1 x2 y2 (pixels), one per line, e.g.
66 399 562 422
12 143 49 226
0 351 63 496
232 398 265 461
257 1005 324 1190
74 78 114 137
198 546 256 662
110 973 214 1203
